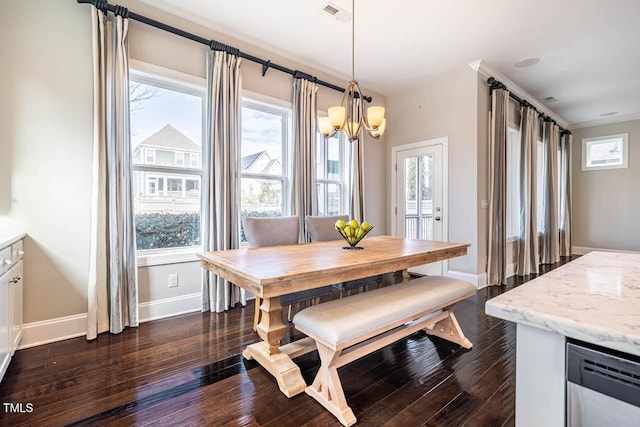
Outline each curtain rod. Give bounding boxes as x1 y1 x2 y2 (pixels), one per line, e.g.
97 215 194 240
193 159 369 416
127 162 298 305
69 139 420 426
487 77 571 135
77 0 373 103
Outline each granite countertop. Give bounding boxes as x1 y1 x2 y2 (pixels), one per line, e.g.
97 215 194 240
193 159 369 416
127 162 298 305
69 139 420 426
0 232 26 250
485 251 640 357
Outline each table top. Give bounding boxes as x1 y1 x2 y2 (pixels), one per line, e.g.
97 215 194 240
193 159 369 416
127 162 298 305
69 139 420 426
485 251 640 357
198 236 469 298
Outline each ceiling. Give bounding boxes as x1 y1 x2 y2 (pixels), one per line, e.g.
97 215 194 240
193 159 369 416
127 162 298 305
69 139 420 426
138 0 640 127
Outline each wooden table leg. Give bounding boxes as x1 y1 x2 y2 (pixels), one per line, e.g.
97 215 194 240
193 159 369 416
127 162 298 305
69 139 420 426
242 296 307 397
396 269 410 282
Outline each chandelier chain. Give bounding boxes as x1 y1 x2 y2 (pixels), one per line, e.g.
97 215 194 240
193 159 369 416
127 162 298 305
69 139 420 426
317 0 386 142
351 0 355 81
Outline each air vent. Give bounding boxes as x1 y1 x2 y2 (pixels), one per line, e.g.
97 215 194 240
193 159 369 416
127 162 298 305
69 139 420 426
544 96 558 102
323 4 339 14
322 3 351 22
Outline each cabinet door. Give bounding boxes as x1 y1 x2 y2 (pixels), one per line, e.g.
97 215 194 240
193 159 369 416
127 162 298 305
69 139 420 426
0 271 10 381
9 261 23 355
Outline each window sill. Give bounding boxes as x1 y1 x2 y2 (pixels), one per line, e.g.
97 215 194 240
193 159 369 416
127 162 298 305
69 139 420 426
137 246 203 267
506 235 518 244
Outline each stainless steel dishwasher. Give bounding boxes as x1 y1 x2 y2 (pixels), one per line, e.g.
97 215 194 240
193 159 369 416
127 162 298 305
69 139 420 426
566 339 640 427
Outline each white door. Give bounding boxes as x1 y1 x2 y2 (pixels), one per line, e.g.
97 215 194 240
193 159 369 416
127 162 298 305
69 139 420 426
394 141 446 275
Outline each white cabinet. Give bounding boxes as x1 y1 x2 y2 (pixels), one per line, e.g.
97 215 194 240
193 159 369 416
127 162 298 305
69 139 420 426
0 270 9 380
0 234 25 382
9 260 23 355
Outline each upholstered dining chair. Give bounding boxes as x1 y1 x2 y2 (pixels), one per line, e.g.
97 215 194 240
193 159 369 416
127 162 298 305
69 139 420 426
243 216 334 331
305 215 384 297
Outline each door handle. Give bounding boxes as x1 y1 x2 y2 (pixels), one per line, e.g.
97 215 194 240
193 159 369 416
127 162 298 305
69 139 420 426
435 216 441 221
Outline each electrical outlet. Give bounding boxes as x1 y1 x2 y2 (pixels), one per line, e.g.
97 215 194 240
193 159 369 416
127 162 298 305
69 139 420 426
168 273 178 288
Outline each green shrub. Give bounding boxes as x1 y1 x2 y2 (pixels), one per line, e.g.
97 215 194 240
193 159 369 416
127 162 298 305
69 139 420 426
135 212 200 250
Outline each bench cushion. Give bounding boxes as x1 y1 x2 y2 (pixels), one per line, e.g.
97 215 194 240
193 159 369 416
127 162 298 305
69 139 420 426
293 276 476 347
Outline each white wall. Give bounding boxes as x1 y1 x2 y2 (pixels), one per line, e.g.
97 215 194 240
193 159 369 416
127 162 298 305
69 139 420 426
570 119 640 252
385 66 482 276
0 0 388 332
1 0 94 321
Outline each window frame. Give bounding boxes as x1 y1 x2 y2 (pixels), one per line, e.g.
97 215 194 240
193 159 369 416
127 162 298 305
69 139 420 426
582 133 629 171
130 67 206 263
240 97 292 218
315 127 350 217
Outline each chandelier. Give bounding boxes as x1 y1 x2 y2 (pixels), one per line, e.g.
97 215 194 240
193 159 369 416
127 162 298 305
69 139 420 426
318 0 386 142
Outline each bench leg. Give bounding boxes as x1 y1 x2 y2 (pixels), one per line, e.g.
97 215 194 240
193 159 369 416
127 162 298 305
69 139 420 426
425 309 473 349
305 343 356 427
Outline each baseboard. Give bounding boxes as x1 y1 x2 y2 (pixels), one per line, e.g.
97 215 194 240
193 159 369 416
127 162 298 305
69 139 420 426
0 353 11 381
138 292 201 323
446 270 487 290
19 293 203 349
505 263 515 279
20 313 88 349
572 246 640 255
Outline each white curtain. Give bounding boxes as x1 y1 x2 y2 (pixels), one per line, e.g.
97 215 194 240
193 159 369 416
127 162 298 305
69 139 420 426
516 107 540 276
350 134 365 222
292 77 318 242
559 133 572 256
539 121 560 264
487 88 509 286
201 49 245 313
87 6 138 340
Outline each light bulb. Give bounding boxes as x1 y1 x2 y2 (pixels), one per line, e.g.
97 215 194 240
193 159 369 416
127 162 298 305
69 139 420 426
367 106 385 128
328 106 346 129
370 118 386 138
345 121 362 141
318 117 333 137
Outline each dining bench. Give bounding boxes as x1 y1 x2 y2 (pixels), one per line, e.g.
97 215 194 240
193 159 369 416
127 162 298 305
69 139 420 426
293 275 476 426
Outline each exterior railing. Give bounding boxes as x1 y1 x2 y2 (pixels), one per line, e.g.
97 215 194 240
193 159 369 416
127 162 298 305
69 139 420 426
404 215 434 240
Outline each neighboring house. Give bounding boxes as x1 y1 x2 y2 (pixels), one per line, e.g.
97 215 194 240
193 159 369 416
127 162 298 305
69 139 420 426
133 124 201 213
132 124 283 215
241 150 281 174
240 150 283 214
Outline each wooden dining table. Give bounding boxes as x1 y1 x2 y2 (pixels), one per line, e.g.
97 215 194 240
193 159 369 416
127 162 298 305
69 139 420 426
198 235 470 397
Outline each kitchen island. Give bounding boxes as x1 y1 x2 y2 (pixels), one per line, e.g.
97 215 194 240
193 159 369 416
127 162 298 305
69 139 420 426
486 251 640 426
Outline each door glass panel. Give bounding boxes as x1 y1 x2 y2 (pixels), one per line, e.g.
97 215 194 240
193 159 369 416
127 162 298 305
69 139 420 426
405 157 418 239
404 155 434 240
421 155 434 240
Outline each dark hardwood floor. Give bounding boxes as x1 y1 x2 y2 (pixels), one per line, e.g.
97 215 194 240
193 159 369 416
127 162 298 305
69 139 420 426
0 257 577 426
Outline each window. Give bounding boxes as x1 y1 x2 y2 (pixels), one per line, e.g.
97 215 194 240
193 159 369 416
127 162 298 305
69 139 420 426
240 98 290 243
582 133 628 171
186 179 199 196
130 71 204 252
506 128 520 238
167 178 183 195
145 148 155 164
190 153 199 168
147 177 158 196
175 152 184 167
316 131 350 216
